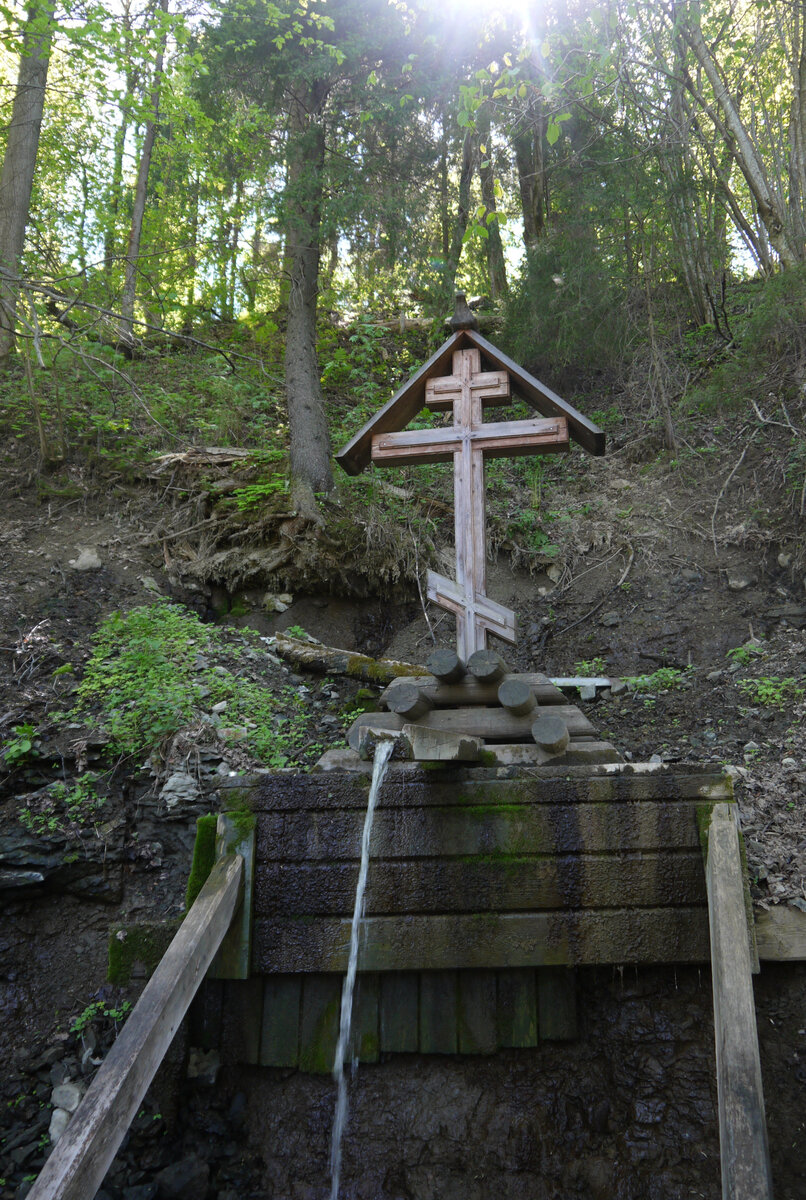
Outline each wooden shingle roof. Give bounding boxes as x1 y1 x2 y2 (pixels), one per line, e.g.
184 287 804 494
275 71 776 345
335 327 605 476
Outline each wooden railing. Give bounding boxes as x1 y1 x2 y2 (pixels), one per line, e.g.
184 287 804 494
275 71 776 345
28 854 244 1200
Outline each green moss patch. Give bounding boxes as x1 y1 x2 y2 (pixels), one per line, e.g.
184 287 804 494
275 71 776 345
108 922 176 985
185 813 218 909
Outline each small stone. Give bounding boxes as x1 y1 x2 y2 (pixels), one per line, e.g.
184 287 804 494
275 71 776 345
706 670 723 681
790 898 806 913
649 753 663 764
778 551 793 568
681 569 700 582
600 611 620 627
782 757 798 769
186 1047 220 1085
51 1081 84 1113
579 683 597 701
154 1154 210 1199
727 572 756 591
609 679 627 696
211 700 228 714
743 741 760 754
69 547 102 571
159 771 201 810
49 1107 71 1143
138 575 161 593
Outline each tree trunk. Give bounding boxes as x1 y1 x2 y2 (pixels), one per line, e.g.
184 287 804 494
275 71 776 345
444 125 476 301
513 93 547 253
285 90 333 516
119 0 169 352
477 104 508 301
0 0 54 370
681 7 803 266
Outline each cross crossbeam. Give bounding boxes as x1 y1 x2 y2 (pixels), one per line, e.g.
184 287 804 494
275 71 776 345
370 348 569 659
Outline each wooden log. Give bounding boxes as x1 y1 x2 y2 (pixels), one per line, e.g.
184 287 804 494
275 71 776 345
426 648 466 683
705 803 773 1200
220 978 263 1065
255 800 705 863
497 969 538 1048
252 907 711 973
458 971 498 1054
272 634 426 684
755 905 806 960
497 678 537 716
299 974 341 1074
386 681 434 721
260 976 301 1068
380 672 566 708
28 856 243 1200
249 768 733 813
379 972 419 1053
399 723 482 763
252 852 708 917
532 715 570 754
537 968 577 1040
420 971 458 1053
350 974 380 1063
347 705 595 749
467 648 508 683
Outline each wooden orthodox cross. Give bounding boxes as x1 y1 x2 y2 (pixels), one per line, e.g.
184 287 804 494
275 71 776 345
370 346 570 659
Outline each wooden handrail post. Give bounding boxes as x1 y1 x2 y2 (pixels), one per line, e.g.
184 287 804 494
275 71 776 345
29 854 244 1200
705 803 773 1200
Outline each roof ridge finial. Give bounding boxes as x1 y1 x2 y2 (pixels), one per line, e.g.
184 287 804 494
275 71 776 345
449 291 479 332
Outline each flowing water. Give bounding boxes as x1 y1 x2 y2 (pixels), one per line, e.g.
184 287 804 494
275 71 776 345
329 738 394 1200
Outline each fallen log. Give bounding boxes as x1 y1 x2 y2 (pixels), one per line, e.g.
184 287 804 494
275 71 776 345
272 634 427 685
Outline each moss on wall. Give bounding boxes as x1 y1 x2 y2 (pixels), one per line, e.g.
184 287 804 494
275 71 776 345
185 813 218 909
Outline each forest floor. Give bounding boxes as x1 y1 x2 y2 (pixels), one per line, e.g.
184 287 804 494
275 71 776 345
0 334 805 1197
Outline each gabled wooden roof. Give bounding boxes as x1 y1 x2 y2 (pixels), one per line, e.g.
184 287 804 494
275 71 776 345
335 327 605 476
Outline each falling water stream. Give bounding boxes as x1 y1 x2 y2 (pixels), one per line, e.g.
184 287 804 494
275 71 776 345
329 738 394 1200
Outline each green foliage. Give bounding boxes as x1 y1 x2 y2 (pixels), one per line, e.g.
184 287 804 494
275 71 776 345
73 604 212 756
70 999 132 1035
2 724 37 766
624 666 692 693
574 657 607 676
726 640 765 666
18 773 104 837
71 602 315 769
736 676 804 709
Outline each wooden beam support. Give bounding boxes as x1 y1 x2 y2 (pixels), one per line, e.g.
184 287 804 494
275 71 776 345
385 681 434 721
705 804 773 1200
28 856 244 1200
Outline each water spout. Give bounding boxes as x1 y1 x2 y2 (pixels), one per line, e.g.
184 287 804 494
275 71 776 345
329 739 394 1200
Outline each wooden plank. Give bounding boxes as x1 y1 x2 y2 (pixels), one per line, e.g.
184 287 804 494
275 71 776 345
347 705 596 749
248 767 732 813
336 331 463 476
255 801 705 863
259 976 301 1068
705 804 773 1200
379 972 419 1053
497 969 537 1048
350 974 380 1063
220 978 262 1065
371 417 568 465
537 968 577 1040
209 813 254 980
420 971 458 1053
253 907 710 973
253 852 708 917
299 974 342 1074
755 905 806 960
28 855 243 1200
379 672 566 708
458 970 498 1054
464 329 606 456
